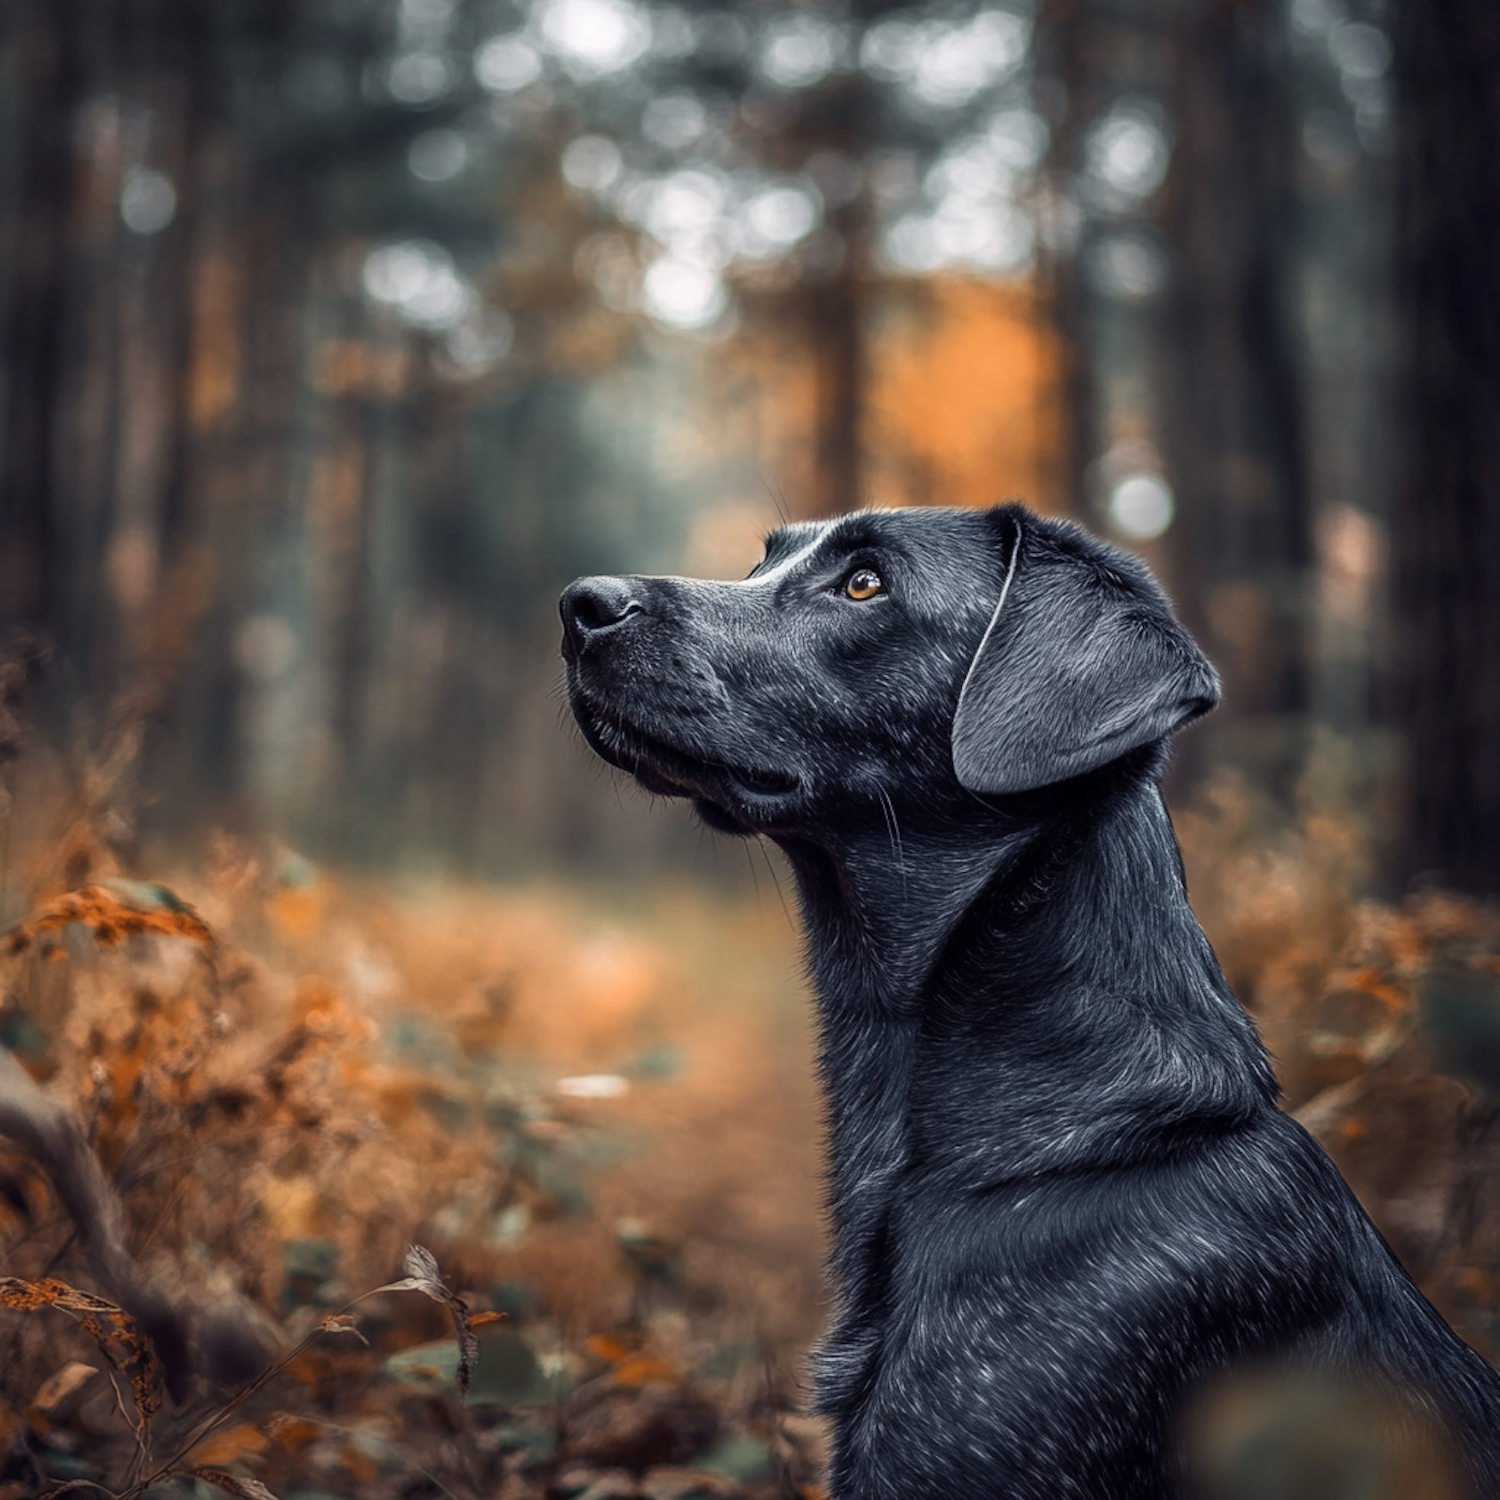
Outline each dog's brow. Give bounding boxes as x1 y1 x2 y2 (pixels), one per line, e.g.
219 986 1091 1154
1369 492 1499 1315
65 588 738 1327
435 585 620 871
746 526 823 585
789 518 895 579
760 523 819 562
820 516 889 553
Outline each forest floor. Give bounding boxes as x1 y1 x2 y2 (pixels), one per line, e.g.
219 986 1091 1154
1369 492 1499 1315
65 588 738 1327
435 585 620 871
1 769 1499 1499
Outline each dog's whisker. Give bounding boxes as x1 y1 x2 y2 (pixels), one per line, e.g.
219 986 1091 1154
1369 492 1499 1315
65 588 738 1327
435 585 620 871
876 785 906 888
741 838 763 911
756 836 793 928
757 470 790 525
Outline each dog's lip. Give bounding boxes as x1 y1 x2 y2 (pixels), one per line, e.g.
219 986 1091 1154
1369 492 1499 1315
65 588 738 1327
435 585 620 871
570 692 800 800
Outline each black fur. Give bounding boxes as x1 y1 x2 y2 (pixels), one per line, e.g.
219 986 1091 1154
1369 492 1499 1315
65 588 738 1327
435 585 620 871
560 504 1500 1498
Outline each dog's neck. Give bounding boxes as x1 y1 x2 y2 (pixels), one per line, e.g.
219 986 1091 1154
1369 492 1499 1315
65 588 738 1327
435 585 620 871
776 767 1277 1286
780 812 1026 1010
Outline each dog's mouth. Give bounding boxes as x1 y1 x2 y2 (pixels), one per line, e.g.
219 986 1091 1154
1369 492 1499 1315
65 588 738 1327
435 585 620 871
571 694 800 803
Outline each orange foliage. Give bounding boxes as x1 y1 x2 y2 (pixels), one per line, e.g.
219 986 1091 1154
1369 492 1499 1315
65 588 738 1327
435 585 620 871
864 277 1067 513
2 880 213 955
703 276 1066 534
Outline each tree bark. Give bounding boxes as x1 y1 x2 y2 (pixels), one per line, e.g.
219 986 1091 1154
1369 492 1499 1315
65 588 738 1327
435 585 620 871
1387 0 1500 896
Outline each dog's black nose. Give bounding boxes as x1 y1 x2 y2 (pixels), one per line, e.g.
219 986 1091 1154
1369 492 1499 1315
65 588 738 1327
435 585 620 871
560 576 642 650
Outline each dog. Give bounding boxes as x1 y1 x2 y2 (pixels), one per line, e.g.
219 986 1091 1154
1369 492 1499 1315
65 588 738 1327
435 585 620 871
560 502 1500 1498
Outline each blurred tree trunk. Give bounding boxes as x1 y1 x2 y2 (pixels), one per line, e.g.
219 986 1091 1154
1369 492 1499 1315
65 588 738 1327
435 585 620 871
129 14 246 835
155 10 211 608
796 69 875 519
1387 1 1500 897
0 1 83 646
1034 0 1097 526
805 193 866 518
1158 0 1313 795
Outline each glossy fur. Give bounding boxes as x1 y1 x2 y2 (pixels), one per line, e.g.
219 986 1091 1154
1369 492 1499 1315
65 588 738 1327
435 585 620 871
560 504 1500 1499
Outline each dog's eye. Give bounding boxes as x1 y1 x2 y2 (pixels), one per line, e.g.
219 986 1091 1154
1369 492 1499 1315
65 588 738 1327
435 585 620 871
843 568 884 601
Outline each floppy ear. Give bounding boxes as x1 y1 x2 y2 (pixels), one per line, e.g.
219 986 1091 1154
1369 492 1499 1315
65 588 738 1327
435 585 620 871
951 521 1219 796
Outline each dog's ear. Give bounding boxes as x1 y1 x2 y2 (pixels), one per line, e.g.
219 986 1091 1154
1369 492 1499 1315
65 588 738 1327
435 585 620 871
952 518 1219 796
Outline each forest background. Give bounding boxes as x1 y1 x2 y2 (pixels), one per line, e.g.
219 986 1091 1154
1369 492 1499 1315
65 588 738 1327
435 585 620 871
1 1 1499 1497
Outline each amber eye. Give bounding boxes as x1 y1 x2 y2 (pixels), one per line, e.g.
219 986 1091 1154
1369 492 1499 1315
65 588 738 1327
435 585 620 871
844 567 884 601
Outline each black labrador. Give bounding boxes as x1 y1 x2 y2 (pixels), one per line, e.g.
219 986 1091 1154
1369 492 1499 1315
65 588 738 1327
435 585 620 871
559 503 1500 1499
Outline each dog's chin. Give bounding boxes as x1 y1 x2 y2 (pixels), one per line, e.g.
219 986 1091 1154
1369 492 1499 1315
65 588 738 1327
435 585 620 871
569 693 801 829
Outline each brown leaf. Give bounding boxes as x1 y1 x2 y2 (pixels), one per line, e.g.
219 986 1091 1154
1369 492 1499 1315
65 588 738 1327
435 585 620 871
189 1467 280 1500
468 1309 506 1329
27 1361 99 1419
187 1423 269 1465
587 1333 637 1364
0 1276 56 1309
586 1332 680 1388
611 1354 681 1389
2 882 213 956
263 1413 321 1453
1348 966 1410 1012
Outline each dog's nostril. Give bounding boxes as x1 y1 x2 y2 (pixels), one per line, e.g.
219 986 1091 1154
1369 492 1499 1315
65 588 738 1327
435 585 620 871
572 594 613 633
561 577 642 642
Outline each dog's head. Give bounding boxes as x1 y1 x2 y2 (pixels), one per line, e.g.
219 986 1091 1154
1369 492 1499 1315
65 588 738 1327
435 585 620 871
560 504 1217 837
